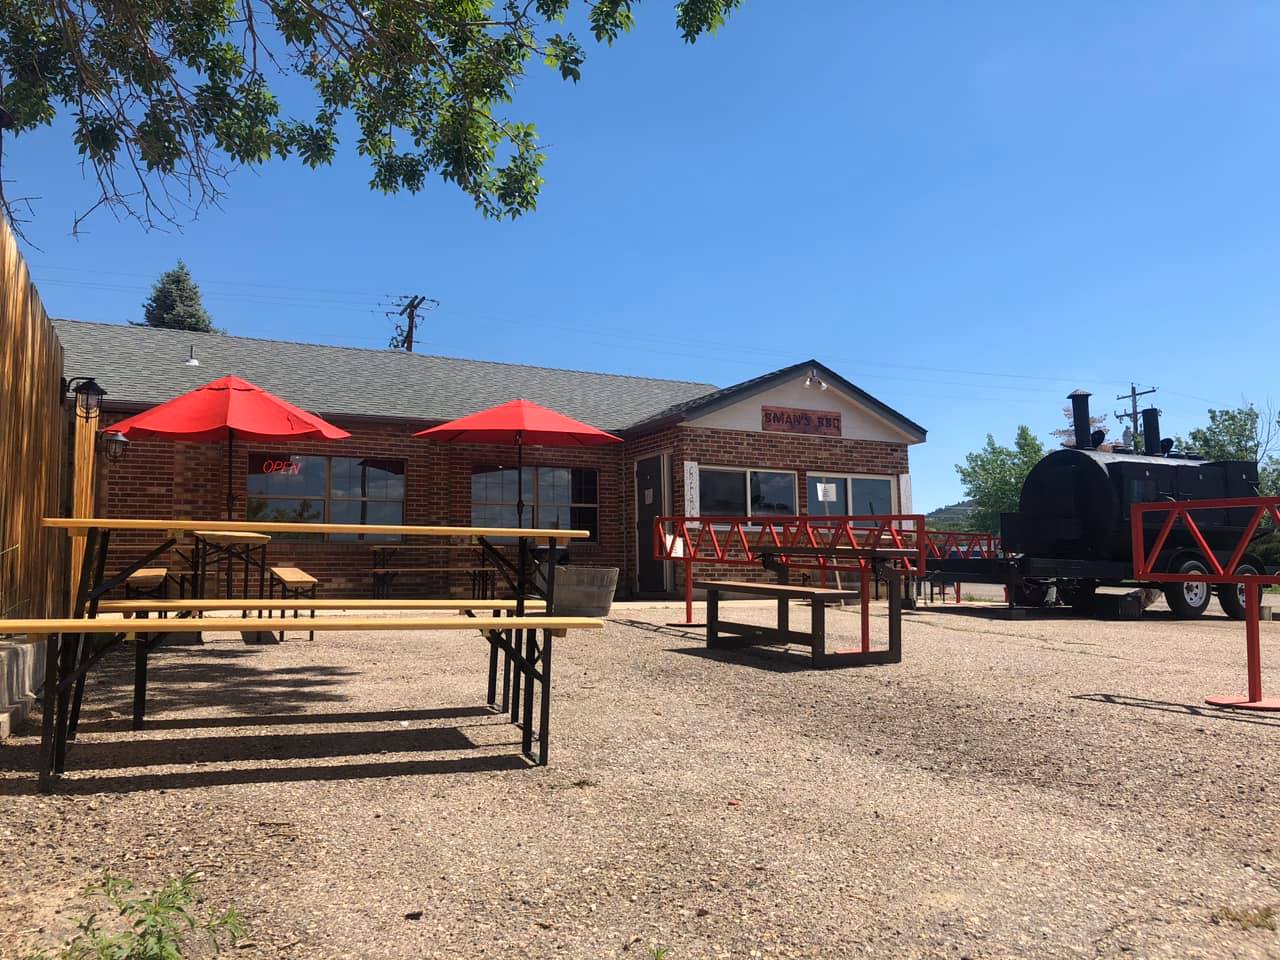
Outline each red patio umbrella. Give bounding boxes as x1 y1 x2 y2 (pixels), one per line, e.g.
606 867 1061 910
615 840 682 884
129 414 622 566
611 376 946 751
414 399 621 525
108 375 350 518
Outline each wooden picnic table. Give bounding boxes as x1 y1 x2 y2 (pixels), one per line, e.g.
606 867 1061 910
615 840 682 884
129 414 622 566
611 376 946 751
31 517 592 792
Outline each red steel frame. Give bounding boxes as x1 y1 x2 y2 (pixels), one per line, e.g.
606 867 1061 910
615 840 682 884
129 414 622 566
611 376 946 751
654 515 929 624
924 531 1002 604
1131 496 1280 711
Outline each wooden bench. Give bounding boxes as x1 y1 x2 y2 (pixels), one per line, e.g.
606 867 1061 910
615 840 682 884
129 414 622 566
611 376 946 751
7 611 602 789
268 566 319 639
124 567 169 600
695 579 902 668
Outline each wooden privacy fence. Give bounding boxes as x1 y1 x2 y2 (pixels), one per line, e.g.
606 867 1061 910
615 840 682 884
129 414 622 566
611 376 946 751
0 215 70 619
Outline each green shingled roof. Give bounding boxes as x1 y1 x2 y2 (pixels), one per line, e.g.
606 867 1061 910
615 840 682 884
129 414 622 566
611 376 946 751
53 319 718 432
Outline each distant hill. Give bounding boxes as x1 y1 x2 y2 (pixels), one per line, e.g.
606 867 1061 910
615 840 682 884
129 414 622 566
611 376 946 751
926 499 978 530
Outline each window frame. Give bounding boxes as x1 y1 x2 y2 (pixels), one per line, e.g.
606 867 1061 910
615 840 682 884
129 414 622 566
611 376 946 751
696 465 799 519
803 471 898 517
469 463 601 541
245 452 408 541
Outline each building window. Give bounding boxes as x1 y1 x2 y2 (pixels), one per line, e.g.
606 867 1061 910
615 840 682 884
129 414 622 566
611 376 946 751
246 453 406 540
471 465 599 540
698 467 797 517
805 473 895 518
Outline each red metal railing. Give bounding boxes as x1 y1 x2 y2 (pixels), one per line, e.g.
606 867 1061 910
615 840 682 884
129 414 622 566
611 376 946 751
924 531 1001 560
1130 497 1280 711
654 515 929 622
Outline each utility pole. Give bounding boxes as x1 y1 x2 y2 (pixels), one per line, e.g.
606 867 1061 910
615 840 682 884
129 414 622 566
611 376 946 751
1115 382 1158 450
387 294 439 352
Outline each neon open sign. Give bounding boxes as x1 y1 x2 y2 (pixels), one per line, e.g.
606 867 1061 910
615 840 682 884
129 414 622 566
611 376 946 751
258 458 303 475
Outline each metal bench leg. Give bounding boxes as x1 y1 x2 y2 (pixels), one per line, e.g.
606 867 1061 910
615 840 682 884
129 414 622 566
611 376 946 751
887 567 903 664
67 637 91 741
37 634 61 793
861 569 871 653
309 586 316 642
501 623 513 713
706 590 720 648
52 632 82 774
486 611 500 707
811 600 827 666
521 628 536 759
777 595 789 640
537 628 553 765
510 628 523 725
133 634 150 729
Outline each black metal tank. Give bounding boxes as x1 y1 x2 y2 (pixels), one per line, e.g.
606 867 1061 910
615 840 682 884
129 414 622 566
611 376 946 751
1012 448 1258 561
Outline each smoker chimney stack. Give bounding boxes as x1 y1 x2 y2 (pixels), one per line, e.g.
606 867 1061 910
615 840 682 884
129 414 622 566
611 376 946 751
1141 407 1162 456
1068 389 1093 449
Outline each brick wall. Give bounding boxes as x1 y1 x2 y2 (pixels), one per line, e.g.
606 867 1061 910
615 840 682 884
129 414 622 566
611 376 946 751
99 413 912 600
618 424 911 591
99 414 626 598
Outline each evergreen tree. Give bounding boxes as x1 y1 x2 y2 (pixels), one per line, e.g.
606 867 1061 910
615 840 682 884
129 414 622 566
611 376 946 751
142 261 218 332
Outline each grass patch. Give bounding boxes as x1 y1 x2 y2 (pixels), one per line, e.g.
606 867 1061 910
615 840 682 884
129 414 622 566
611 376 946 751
1210 904 1277 931
27 872 245 959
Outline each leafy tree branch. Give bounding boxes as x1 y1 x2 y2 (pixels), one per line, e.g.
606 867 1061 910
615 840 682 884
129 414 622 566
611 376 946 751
0 0 745 239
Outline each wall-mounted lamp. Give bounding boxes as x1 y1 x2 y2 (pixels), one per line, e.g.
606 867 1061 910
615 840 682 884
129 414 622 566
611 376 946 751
61 376 106 420
803 368 829 391
100 431 130 463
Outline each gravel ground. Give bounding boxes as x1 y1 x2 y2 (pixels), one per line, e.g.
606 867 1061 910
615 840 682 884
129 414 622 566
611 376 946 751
1 600 1278 959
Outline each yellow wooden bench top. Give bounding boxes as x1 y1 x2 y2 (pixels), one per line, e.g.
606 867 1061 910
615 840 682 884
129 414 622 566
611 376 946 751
43 517 590 540
125 567 168 585
97 598 545 613
0 615 602 637
194 530 272 544
270 566 318 585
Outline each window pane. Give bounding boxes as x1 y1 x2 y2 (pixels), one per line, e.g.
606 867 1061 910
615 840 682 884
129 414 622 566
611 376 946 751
571 469 598 505
850 478 894 516
699 469 747 515
570 506 599 539
246 454 326 497
538 504 571 531
806 475 849 515
538 467 571 507
750 471 795 516
331 457 406 498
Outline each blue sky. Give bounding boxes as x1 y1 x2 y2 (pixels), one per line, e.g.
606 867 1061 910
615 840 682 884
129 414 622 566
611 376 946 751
10 2 1280 512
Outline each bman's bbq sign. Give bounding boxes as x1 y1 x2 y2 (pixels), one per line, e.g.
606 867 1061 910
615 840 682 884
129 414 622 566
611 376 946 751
761 406 842 436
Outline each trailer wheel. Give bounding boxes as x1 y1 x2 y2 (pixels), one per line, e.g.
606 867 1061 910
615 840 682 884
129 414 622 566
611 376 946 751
1163 559 1211 619
1217 563 1261 621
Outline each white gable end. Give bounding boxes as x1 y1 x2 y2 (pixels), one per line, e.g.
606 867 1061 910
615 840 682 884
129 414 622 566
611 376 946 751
683 374 918 444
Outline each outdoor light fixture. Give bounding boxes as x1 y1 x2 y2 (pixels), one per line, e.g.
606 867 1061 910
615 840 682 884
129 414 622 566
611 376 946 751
803 368 829 391
100 431 129 463
61 376 106 419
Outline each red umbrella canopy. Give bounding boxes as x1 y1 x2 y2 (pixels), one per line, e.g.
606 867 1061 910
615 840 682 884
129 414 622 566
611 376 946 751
414 399 621 446
109 375 350 443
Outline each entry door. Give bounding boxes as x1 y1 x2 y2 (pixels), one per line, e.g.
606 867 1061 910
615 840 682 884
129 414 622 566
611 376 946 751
635 455 667 593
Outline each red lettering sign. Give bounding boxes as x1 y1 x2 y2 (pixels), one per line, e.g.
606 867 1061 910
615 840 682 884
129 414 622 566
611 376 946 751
760 406 842 437
259 458 302 475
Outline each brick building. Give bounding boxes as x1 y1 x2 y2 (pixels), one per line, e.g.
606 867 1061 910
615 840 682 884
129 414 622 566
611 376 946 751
54 320 927 597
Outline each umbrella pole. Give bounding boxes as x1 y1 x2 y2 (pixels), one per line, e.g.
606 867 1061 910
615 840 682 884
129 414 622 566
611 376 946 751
515 431 524 527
